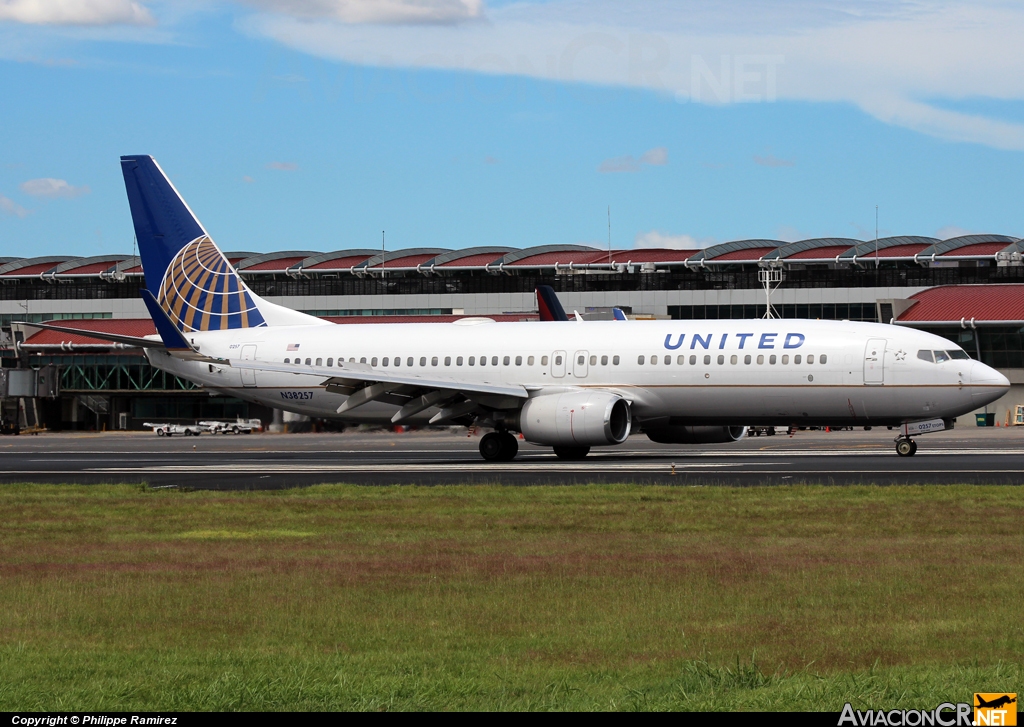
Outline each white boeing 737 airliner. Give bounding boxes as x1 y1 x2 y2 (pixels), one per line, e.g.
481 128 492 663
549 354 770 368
29 156 1010 460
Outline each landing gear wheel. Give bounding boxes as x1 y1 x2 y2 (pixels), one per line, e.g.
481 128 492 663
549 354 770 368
499 432 518 461
480 432 504 461
553 445 590 460
480 432 520 461
156 429 165 437
232 426 240 435
896 439 916 457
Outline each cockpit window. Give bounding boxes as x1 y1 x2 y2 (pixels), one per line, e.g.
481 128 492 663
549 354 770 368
933 350 951 363
947 350 970 360
917 350 933 363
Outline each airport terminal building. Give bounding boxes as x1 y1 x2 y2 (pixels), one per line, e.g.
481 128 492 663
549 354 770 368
2 233 1023 431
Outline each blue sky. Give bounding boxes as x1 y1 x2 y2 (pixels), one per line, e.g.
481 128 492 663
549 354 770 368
1 0 1023 259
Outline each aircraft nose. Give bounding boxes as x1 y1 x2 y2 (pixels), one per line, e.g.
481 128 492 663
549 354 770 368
971 361 1010 390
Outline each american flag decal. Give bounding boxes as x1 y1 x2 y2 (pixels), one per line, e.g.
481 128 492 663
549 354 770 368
287 343 300 351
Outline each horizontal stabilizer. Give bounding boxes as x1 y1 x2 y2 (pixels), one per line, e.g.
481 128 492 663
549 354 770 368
13 321 165 349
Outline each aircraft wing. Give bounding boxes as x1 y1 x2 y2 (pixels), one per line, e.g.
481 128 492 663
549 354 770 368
228 358 528 423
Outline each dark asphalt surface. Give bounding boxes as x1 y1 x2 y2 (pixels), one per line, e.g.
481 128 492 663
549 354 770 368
1 427 1023 488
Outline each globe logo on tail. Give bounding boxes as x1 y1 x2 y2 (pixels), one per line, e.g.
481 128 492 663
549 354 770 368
157 237 266 332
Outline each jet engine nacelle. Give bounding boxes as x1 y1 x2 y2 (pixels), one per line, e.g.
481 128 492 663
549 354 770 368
645 425 748 444
518 391 631 447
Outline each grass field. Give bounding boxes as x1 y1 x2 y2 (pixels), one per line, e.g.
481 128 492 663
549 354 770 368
0 483 1020 711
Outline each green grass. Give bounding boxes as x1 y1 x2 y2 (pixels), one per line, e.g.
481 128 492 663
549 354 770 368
0 483 1020 710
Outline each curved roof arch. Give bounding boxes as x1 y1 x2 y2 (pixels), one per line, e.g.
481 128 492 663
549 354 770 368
51 254 130 276
356 248 451 269
0 255 76 276
113 256 142 274
299 249 380 271
764 238 862 260
235 251 321 272
840 236 938 259
689 239 784 264
499 245 601 266
917 234 1019 258
432 247 515 267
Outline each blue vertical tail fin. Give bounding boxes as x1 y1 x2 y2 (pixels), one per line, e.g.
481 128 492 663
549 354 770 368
536 285 569 322
120 155 318 336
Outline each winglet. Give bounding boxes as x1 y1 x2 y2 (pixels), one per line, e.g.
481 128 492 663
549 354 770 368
612 307 628 321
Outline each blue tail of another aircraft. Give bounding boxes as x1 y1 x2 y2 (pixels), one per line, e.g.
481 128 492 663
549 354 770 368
120 155 316 338
535 285 569 322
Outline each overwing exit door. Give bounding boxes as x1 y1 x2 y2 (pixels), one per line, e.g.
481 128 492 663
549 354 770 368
574 350 589 378
551 351 566 378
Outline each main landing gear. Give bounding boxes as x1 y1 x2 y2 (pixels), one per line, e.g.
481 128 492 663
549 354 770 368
479 431 519 461
895 438 918 457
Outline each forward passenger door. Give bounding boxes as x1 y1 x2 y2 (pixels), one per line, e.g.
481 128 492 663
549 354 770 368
863 339 886 385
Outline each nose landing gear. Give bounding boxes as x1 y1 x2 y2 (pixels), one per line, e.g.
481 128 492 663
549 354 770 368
895 438 918 457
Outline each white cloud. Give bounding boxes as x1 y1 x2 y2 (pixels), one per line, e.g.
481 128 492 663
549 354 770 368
634 230 715 250
266 161 298 171
242 0 483 25
639 146 668 166
0 0 154 26
0 193 30 218
599 146 668 173
753 154 794 168
19 177 90 198
598 155 640 174
240 0 1024 150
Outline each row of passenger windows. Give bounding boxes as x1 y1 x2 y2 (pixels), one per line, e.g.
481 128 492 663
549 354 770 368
918 349 969 363
282 354 624 367
280 353 825 368
638 353 827 365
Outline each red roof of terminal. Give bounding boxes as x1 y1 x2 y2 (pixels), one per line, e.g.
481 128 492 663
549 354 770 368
897 285 1024 323
872 243 931 258
59 261 118 275
507 251 610 266
787 245 852 260
711 247 778 261
377 253 438 268
610 248 697 263
2 262 59 276
938 242 1007 257
243 256 306 271
306 255 374 270
436 252 506 267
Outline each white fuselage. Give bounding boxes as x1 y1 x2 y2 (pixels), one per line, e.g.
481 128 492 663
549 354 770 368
145 318 1009 430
